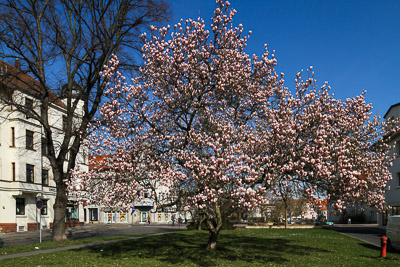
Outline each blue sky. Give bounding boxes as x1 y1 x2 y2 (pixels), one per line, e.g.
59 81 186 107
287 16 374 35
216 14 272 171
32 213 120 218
170 0 400 117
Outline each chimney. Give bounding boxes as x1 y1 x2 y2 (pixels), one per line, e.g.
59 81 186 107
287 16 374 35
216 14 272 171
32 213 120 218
14 59 21 71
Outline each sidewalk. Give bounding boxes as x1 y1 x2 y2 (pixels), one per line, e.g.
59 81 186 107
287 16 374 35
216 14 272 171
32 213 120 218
0 231 172 260
0 223 185 247
328 224 384 248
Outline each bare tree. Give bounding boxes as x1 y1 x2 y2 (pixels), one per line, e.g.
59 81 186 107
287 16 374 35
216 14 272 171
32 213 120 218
0 0 170 241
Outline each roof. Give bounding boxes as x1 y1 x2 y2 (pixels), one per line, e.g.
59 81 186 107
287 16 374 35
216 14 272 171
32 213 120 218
384 102 400 119
307 199 328 210
89 154 110 171
0 59 66 109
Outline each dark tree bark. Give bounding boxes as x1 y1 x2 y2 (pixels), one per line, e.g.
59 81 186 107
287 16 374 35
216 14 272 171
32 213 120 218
284 201 288 229
0 0 170 241
205 204 223 250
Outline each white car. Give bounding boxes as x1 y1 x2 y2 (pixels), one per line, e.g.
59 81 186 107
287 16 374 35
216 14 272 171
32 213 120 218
386 215 400 251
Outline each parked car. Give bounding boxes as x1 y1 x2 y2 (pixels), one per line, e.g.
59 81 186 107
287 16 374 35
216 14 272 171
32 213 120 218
0 237 4 248
325 221 334 226
386 215 400 251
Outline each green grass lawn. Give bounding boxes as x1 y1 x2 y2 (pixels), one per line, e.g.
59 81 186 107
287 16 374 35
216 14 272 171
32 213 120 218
1 228 400 266
0 233 153 256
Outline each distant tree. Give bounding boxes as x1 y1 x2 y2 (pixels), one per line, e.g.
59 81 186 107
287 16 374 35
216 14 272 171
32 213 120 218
289 198 307 220
269 199 284 224
0 0 170 241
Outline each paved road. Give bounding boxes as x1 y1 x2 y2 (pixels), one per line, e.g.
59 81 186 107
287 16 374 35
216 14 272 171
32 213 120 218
0 223 185 247
328 224 385 248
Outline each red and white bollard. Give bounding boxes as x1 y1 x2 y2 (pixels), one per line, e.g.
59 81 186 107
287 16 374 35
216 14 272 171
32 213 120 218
381 235 387 258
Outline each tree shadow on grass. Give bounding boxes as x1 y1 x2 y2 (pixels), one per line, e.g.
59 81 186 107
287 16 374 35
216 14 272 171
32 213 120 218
81 230 331 266
357 242 400 264
359 243 380 251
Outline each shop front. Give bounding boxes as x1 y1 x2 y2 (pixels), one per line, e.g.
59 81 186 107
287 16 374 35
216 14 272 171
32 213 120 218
134 200 153 224
104 211 129 224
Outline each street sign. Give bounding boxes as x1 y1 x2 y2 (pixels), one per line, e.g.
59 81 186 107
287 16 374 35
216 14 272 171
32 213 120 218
36 199 43 210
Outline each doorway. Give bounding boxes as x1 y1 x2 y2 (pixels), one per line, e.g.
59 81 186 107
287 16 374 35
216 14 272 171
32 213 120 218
141 212 148 223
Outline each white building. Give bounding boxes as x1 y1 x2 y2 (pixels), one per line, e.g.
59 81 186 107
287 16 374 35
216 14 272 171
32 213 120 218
0 59 89 232
378 103 400 227
89 154 189 225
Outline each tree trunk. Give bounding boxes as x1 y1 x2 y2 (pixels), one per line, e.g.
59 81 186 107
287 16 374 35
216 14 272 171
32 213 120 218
52 174 68 241
197 216 206 230
284 203 288 229
206 204 223 250
207 230 219 250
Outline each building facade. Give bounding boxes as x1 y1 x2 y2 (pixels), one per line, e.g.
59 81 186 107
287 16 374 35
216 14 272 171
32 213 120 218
302 199 328 221
378 103 400 227
0 59 89 232
88 155 190 225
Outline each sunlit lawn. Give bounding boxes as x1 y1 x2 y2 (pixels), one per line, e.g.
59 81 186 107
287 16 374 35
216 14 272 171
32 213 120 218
1 228 400 266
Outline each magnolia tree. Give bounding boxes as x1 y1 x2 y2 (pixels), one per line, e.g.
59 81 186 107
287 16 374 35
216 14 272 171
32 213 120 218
252 70 397 213
72 0 279 250
71 0 397 250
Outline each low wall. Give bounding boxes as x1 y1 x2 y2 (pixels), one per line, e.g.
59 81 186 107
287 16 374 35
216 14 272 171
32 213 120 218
0 223 17 232
27 223 40 231
246 225 322 229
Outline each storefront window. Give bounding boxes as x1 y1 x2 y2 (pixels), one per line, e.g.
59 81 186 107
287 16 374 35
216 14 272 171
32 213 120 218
66 204 79 220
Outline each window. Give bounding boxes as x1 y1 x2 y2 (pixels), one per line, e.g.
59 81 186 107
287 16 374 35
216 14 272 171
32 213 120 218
10 127 15 147
42 169 49 185
397 173 400 187
16 198 25 215
26 130 34 149
392 206 400 216
26 164 34 183
41 200 48 215
25 98 33 118
66 204 79 221
11 162 15 181
41 138 47 155
62 115 67 131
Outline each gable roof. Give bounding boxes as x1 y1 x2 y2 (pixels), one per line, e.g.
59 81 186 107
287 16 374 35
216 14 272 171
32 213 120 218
384 102 400 119
0 59 66 109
